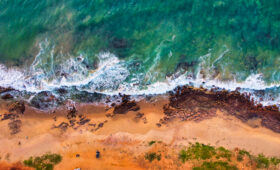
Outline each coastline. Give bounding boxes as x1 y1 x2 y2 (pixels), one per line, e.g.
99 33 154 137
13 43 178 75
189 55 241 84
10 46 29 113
1 87 280 169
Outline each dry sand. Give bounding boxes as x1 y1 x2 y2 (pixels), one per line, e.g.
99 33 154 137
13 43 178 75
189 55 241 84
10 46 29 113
0 97 280 169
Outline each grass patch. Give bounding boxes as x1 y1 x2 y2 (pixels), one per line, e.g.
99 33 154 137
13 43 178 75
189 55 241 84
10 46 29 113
193 161 238 170
177 142 280 169
179 142 216 162
145 152 161 162
179 149 189 163
270 157 280 166
256 154 270 168
23 153 62 170
216 147 232 161
237 154 243 162
148 141 156 146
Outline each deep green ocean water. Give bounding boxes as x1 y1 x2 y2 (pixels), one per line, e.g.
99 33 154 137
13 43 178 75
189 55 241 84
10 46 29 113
0 0 280 105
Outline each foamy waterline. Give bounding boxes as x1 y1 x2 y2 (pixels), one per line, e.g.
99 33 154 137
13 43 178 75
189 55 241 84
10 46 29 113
1 50 280 106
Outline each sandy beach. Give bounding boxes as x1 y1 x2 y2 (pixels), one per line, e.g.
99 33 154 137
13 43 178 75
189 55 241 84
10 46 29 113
0 93 280 170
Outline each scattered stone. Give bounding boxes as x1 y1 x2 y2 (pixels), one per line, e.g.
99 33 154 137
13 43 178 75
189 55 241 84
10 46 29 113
105 113 114 118
142 117 147 124
134 112 144 122
76 154 80 158
1 113 18 120
54 122 69 132
77 118 90 125
8 120 22 135
156 123 161 127
88 123 96 127
69 119 76 127
98 123 104 128
67 106 77 119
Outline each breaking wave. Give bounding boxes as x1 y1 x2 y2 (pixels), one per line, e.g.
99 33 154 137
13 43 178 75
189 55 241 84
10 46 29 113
1 44 280 107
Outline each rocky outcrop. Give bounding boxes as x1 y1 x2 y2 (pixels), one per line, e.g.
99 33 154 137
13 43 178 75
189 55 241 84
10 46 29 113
162 85 280 133
30 91 58 109
0 86 14 94
113 95 140 114
8 101 25 114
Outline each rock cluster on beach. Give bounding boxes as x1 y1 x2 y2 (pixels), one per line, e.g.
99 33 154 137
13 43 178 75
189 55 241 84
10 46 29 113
162 85 280 133
0 100 25 135
113 95 140 114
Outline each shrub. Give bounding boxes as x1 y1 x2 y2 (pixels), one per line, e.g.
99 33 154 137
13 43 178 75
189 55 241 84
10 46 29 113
148 141 156 146
237 154 243 162
256 154 270 168
193 161 238 170
270 157 280 166
23 153 62 170
179 149 189 163
145 152 161 162
216 147 232 161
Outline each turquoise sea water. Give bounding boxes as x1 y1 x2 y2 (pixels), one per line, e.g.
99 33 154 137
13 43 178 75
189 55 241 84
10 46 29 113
0 0 280 105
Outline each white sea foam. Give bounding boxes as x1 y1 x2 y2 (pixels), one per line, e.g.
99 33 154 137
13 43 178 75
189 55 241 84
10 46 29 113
0 46 280 106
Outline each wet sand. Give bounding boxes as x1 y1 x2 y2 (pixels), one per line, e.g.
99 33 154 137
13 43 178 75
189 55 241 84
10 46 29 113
0 96 280 169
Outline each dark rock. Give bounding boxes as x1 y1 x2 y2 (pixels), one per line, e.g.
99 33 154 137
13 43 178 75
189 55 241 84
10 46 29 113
30 91 58 109
88 123 96 127
163 85 280 133
54 122 69 131
98 123 104 128
77 118 90 125
0 86 14 94
56 88 68 94
67 106 77 119
113 95 140 114
8 101 25 114
1 93 13 100
1 113 18 120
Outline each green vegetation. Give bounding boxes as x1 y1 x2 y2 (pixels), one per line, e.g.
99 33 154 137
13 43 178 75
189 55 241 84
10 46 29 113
270 157 280 166
178 143 280 169
179 142 216 161
179 149 188 163
148 141 156 146
215 147 232 161
193 161 238 170
145 152 161 162
237 149 251 162
256 154 270 169
23 153 62 170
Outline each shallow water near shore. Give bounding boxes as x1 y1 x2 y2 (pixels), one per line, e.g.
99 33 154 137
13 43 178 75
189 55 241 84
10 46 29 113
1 0 280 106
